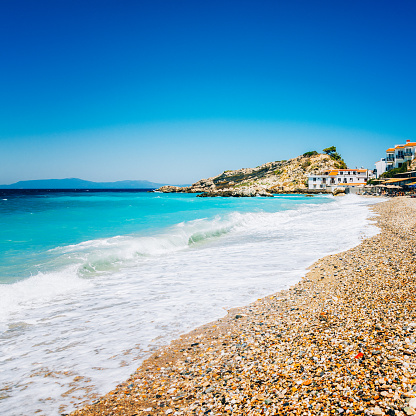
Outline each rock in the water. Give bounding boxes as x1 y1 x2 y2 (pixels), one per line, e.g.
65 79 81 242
156 185 189 193
332 187 346 195
197 187 273 197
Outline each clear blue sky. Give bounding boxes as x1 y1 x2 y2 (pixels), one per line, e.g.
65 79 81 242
1 0 415 184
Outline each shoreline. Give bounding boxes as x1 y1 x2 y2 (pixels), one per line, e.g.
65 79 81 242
71 197 416 416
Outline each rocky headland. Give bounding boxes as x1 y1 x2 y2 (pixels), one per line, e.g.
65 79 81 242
157 153 344 197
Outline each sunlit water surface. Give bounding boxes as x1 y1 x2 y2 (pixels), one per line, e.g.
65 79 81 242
0 191 381 415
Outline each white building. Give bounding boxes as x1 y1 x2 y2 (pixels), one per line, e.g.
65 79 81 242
374 158 387 178
385 140 416 171
308 169 372 190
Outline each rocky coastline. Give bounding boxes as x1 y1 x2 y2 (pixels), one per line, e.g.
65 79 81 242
71 197 416 416
156 153 341 197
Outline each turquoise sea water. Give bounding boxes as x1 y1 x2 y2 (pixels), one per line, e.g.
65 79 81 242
0 190 331 283
0 190 381 415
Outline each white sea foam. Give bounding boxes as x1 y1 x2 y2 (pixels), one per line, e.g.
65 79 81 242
0 266 92 328
0 195 382 415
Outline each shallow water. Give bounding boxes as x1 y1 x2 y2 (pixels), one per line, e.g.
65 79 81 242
0 191 381 415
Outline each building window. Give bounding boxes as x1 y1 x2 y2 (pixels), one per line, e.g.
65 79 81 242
313 184 316 189
350 178 353 181
313 177 316 181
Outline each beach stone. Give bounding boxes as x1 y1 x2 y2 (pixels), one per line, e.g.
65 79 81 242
70 198 416 416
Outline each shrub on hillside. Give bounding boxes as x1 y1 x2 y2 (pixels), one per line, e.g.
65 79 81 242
303 151 318 157
335 160 347 169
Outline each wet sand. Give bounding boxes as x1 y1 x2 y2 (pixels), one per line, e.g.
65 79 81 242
71 197 416 416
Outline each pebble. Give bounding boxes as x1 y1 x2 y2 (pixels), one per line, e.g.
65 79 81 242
372 406 384 415
71 197 416 416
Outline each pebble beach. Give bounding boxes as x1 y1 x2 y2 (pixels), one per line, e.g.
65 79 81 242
71 197 416 416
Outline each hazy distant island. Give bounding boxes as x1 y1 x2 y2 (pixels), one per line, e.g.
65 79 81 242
0 178 187 190
157 148 347 197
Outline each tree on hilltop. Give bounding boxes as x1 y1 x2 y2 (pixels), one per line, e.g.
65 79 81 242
323 146 347 169
323 146 337 155
323 146 341 161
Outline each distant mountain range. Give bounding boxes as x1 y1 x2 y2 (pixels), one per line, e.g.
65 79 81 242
0 178 184 189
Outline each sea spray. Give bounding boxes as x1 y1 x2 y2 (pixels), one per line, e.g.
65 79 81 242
0 192 381 415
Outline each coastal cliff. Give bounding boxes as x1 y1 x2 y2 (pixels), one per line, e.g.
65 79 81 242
157 152 344 197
